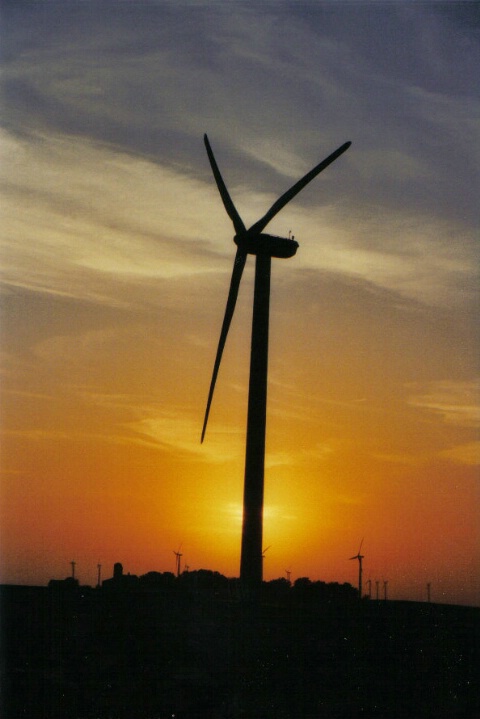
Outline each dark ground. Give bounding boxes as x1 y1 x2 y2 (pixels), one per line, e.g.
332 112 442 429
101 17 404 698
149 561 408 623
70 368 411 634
1 580 478 718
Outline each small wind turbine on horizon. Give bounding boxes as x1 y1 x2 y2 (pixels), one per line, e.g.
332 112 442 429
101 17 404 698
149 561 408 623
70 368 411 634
366 578 372 599
201 133 351 595
173 545 183 577
349 539 364 599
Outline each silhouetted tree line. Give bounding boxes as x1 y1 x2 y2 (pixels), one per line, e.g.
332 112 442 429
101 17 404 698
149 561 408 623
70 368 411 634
98 564 358 605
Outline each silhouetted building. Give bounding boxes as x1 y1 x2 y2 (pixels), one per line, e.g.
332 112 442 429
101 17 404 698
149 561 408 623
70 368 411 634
102 562 138 590
48 576 79 591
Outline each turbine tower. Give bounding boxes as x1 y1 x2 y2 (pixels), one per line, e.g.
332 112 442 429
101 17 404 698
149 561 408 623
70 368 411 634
349 539 364 599
201 134 351 596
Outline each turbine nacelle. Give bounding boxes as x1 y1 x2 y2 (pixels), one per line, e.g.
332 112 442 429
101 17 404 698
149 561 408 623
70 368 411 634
234 232 299 259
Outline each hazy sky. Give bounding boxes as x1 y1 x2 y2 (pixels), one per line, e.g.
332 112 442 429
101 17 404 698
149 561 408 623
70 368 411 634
1 1 478 605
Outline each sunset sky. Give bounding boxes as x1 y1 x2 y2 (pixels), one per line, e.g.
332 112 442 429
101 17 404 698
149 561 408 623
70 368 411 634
1 1 478 606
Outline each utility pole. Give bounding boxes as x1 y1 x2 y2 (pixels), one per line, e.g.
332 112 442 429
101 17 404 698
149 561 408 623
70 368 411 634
70 561 76 580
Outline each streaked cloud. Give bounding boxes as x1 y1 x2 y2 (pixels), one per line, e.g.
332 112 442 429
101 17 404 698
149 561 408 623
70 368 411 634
440 442 480 467
408 380 480 429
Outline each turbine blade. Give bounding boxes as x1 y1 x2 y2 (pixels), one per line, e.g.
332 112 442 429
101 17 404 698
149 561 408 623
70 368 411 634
248 141 351 235
201 249 247 442
204 134 246 235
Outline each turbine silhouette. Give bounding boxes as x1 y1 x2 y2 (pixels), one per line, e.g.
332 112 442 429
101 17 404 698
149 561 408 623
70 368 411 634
173 545 183 577
349 539 364 599
201 133 351 594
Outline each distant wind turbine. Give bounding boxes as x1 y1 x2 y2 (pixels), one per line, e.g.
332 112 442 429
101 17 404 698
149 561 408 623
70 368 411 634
201 133 351 595
366 578 372 599
349 539 364 599
173 545 183 577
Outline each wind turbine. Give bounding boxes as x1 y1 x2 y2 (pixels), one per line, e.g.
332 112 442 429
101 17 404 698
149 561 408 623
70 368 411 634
349 539 364 599
201 134 351 595
173 545 183 577
366 578 372 599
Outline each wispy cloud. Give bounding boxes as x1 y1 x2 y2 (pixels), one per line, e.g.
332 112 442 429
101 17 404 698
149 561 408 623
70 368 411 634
440 442 480 467
0 129 230 299
408 380 480 428
4 124 476 315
